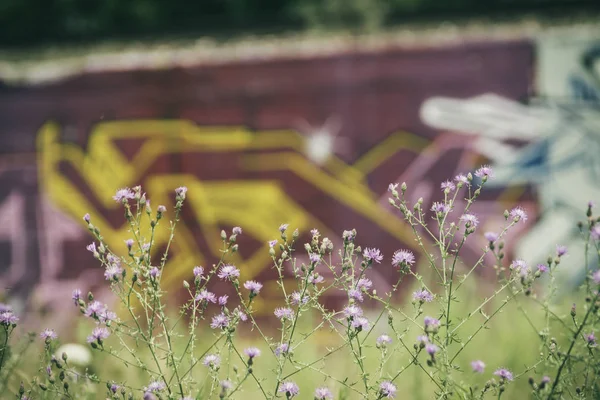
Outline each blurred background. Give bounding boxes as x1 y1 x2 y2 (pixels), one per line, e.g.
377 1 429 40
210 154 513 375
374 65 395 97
0 0 599 332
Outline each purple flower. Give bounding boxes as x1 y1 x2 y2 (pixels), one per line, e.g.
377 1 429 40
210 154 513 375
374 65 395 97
72 289 82 306
474 165 493 179
509 207 528 222
309 253 321 264
195 290 217 304
110 383 120 393
144 381 166 393
220 380 233 391
83 213 91 223
232 227 243 235
217 265 240 281
193 266 204 277
441 180 456 192
424 316 440 332
290 292 309 306
541 376 551 385
311 228 320 237
431 202 450 214
86 242 97 254
343 305 363 319
455 174 469 185
99 309 117 324
175 186 187 199
157 205 166 213
269 240 278 248
585 332 596 346
234 308 248 322
314 387 333 400
348 289 364 302
308 274 324 284
244 280 263 295
363 248 383 263
460 214 479 227
416 335 429 346
275 343 289 356
351 316 370 331
484 232 499 242
278 381 299 398
537 264 549 274
592 270 600 284
388 183 399 192
40 329 58 341
125 239 134 250
104 264 124 281
392 250 415 268
218 295 228 306
494 368 513 382
86 327 110 343
149 267 160 279
84 301 107 319
113 188 135 203
210 313 229 329
412 289 434 303
510 259 527 272
342 230 355 242
592 226 600 241
279 224 289 233
244 347 261 358
471 360 485 373
203 354 220 369
379 381 397 398
357 278 373 290
274 307 294 320
425 343 438 355
377 334 392 346
0 303 11 313
556 245 568 257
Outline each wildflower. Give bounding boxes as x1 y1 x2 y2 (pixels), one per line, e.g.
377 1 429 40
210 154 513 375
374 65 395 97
309 253 321 264
308 274 324 284
274 307 294 321
278 381 299 398
104 264 123 281
348 289 364 302
220 380 233 391
83 213 91 223
269 240 278 248
244 280 263 295
86 327 110 344
144 381 166 393
217 264 240 281
540 376 551 388
311 228 320 237
244 347 261 359
195 290 217 304
218 295 228 306
416 335 429 347
279 224 289 233
232 227 243 235
351 316 370 331
510 259 527 273
233 308 248 322
585 333 596 346
99 309 117 324
509 206 528 222
494 368 513 382
290 292 309 306
275 343 289 356
425 343 439 356
193 266 204 278
363 247 383 263
484 231 499 242
72 289 82 306
592 270 600 284
113 188 135 203
40 329 58 341
388 183 399 192
314 387 333 399
110 383 120 393
424 316 440 333
149 267 160 279
556 245 568 257
153 205 164 214
342 230 356 242
203 354 220 369
0 303 10 313
392 250 415 268
175 186 188 200
357 278 373 290
210 313 229 330
441 180 456 192
537 264 549 274
84 301 107 319
343 305 363 319
379 381 397 398
86 242 97 254
474 165 493 180
460 213 479 227
412 289 434 303
455 174 469 185
431 202 450 214
471 360 485 373
377 334 392 346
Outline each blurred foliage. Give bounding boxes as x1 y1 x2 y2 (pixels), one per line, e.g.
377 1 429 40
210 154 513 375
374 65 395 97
0 0 598 47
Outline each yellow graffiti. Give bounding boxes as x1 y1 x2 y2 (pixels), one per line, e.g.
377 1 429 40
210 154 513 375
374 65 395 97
37 120 432 314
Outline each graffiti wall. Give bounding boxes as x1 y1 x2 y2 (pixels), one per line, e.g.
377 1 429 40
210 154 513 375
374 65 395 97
1 32 596 322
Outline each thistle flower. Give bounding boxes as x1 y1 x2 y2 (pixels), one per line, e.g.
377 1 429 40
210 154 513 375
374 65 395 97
537 264 549 274
244 347 261 359
441 180 456 191
356 278 373 290
388 183 399 192
392 250 415 268
474 165 493 180
99 309 117 324
308 274 324 284
343 305 363 319
363 247 383 263
113 188 135 203
217 265 240 281
203 354 220 369
144 381 166 393
233 308 248 322
455 174 469 185
556 245 568 257
83 213 91 223
509 206 527 222
124 239 134 250
351 316 370 331
412 289 434 303
157 205 166 213
149 267 160 279
591 226 600 241
279 224 289 233
86 242 97 254
425 343 439 356
232 227 242 235
309 253 321 264
342 230 355 242
460 213 479 227
275 343 289 356
278 381 299 398
416 335 429 347
377 334 392 346
484 232 499 242
218 295 228 306
348 289 364 302
585 332 596 346
210 313 229 330
72 289 82 306
110 383 120 393
104 264 123 281
195 290 217 304
244 280 263 295
310 228 319 237
290 292 309 306
86 327 110 343
193 266 204 278
40 329 58 341
379 381 397 398
471 360 485 373
220 380 233 391
269 240 278 248
592 270 600 284
175 186 188 200
84 301 107 319
424 316 440 333
314 387 333 400
494 368 513 382
274 307 294 321
510 259 527 273
431 202 450 214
